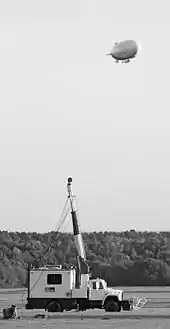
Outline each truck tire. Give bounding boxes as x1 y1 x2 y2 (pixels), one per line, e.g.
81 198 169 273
46 301 63 312
104 299 121 312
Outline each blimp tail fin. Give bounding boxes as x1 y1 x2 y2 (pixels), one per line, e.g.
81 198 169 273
106 53 112 56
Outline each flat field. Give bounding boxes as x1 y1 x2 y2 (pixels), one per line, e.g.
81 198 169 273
0 287 170 328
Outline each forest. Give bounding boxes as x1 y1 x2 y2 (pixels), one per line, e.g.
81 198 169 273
0 229 170 287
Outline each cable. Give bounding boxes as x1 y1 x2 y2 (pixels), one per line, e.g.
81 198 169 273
54 198 69 232
30 202 68 292
20 197 71 310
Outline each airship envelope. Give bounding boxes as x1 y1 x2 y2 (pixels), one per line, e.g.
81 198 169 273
107 40 140 63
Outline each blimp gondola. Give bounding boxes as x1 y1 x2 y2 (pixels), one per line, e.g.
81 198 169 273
107 40 140 64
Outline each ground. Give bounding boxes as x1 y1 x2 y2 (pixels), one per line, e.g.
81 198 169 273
0 287 170 328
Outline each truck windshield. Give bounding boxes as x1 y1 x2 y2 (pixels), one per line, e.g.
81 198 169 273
102 281 107 289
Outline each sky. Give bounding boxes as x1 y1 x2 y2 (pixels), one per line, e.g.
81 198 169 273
0 0 170 233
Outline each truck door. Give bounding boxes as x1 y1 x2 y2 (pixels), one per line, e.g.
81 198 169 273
89 281 105 301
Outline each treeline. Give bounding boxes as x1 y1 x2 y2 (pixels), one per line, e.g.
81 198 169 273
1 229 170 287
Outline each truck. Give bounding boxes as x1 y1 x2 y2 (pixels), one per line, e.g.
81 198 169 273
25 177 132 312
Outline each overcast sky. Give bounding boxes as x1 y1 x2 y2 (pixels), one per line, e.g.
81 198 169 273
0 0 169 233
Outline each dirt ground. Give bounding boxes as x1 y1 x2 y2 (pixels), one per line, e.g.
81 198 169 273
0 287 170 328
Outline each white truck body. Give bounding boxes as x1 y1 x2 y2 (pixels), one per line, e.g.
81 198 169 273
26 266 126 312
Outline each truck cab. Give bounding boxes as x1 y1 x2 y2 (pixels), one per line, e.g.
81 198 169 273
89 278 123 301
88 277 123 311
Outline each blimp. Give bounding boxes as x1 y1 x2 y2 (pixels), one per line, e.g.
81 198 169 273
107 40 140 64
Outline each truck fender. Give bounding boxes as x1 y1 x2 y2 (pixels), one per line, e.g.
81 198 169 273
102 295 119 306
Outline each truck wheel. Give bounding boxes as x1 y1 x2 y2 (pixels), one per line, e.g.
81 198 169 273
104 300 121 312
46 301 63 312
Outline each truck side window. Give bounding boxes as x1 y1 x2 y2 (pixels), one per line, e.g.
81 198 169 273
92 282 96 290
47 274 62 285
99 282 103 289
